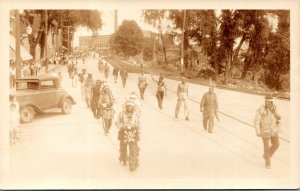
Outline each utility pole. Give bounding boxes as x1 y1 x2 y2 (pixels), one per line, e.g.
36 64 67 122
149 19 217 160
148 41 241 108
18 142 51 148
44 10 48 72
114 10 118 32
181 9 186 73
152 33 156 62
15 10 21 78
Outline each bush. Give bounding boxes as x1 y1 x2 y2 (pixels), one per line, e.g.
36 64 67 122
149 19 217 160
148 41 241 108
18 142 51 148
265 72 290 91
198 68 216 79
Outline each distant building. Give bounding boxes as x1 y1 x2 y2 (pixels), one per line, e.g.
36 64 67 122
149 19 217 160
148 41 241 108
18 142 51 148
79 35 111 53
78 30 156 53
142 30 153 39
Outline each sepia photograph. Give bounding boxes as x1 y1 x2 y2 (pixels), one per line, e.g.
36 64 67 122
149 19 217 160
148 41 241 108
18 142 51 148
0 0 299 189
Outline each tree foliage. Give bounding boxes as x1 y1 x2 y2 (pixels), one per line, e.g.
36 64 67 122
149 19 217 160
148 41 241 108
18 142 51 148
23 9 102 58
169 10 219 72
142 9 290 91
143 10 169 64
110 20 144 60
263 10 290 91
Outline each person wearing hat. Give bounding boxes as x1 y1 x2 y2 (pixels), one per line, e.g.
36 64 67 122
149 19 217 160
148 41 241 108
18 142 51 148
124 92 141 116
175 77 190 120
254 95 281 169
115 98 141 171
99 84 115 135
84 73 94 108
200 85 219 133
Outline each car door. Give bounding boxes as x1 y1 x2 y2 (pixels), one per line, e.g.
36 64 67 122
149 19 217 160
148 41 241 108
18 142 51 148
39 79 60 110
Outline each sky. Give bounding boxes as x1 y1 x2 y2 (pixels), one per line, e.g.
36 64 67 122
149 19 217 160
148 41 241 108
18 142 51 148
73 10 156 47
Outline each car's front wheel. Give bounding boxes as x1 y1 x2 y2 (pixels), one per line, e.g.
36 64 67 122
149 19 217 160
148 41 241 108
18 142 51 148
62 98 72 114
20 106 35 123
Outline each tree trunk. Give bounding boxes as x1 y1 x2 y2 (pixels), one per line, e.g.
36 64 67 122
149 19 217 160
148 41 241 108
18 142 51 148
253 67 260 90
232 34 246 65
184 32 189 71
213 60 218 81
225 51 233 84
159 30 168 65
241 38 253 79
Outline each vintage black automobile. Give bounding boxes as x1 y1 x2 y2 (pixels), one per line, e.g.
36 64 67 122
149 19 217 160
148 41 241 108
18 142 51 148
10 74 76 123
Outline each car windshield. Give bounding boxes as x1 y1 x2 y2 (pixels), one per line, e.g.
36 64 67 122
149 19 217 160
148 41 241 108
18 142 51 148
16 81 39 90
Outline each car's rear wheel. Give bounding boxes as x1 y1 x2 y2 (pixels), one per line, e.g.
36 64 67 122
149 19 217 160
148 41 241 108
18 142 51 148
20 106 35 123
62 98 72 114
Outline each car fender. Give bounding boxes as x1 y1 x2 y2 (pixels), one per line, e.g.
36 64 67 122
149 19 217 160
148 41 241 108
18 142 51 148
19 103 42 113
58 95 76 107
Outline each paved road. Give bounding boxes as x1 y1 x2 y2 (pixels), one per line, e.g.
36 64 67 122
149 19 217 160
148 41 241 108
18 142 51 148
6 54 291 189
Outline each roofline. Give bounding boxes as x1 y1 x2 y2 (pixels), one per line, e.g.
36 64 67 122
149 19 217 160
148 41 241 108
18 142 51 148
16 74 59 81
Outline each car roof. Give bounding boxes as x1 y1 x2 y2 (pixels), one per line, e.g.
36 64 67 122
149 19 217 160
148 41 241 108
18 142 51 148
16 74 59 81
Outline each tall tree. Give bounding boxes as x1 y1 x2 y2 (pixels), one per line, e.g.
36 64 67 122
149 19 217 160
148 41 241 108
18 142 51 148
143 10 169 65
240 10 270 89
218 10 240 84
169 10 219 74
110 20 144 60
263 10 290 90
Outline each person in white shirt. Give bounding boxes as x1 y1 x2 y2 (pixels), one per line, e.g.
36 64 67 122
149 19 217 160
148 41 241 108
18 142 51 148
175 77 190 121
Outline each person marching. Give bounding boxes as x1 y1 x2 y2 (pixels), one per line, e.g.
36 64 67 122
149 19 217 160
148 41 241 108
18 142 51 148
254 95 281 169
79 69 88 100
104 62 110 79
138 71 147 100
72 67 78 88
98 59 104 73
84 73 94 108
91 80 102 118
113 66 119 83
152 73 167 110
200 85 219 133
115 99 141 171
175 77 190 121
99 83 115 135
120 68 128 88
67 59 73 78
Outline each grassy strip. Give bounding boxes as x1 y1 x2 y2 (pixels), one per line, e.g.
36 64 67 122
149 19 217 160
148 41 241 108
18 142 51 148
105 55 289 100
104 56 141 73
144 60 290 100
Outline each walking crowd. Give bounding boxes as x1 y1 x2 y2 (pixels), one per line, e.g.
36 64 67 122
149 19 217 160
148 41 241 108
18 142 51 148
67 54 141 171
9 51 283 171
